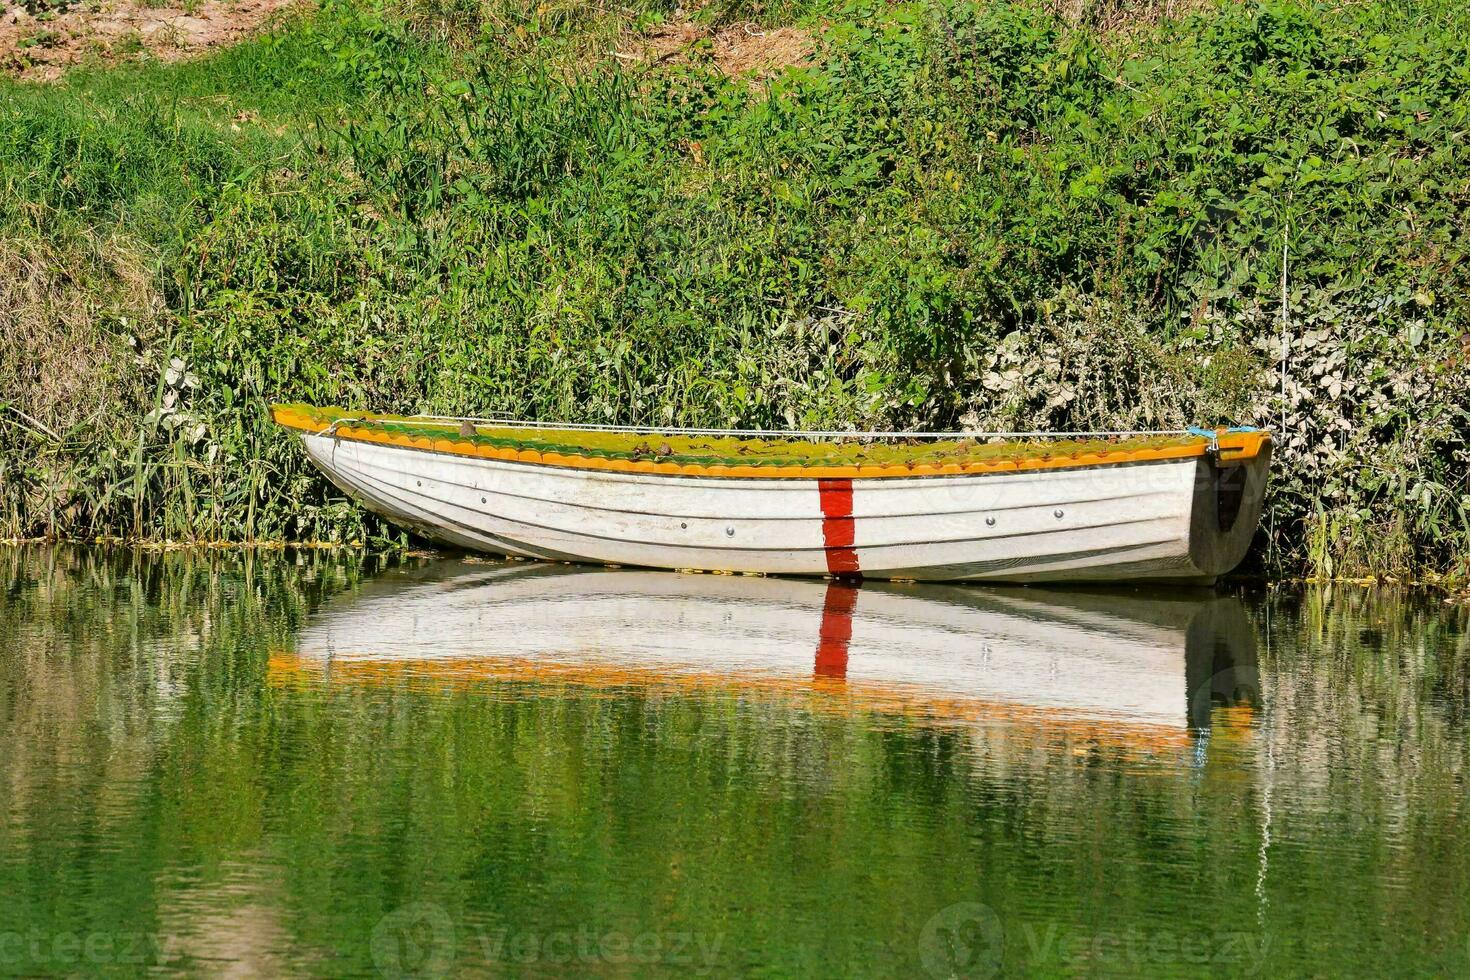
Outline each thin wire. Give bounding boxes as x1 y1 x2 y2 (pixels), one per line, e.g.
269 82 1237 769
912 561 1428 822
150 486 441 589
400 414 1196 441
1280 221 1290 439
1256 600 1276 929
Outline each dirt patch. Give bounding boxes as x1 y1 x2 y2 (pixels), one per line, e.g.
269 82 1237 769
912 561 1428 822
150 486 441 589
629 20 817 81
711 23 814 77
1 0 298 81
1048 0 1219 34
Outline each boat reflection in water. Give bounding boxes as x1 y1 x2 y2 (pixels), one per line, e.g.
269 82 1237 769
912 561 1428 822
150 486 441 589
272 560 1261 755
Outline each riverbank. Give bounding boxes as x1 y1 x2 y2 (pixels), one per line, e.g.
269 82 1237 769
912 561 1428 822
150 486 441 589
2 0 1467 581
3 540 1466 601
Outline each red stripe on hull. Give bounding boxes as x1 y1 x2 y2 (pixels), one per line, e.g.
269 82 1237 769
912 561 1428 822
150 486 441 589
818 478 861 579
814 581 858 679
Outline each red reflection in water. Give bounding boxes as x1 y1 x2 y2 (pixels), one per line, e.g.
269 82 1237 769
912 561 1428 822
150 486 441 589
815 581 859 680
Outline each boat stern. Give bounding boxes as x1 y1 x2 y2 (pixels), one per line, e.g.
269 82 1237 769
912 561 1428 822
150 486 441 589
1186 431 1272 579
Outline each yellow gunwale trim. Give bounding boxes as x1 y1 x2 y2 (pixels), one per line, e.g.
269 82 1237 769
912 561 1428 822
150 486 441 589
269 405 1270 480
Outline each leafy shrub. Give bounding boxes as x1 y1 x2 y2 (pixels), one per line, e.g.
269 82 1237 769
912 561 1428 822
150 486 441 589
2 0 1467 581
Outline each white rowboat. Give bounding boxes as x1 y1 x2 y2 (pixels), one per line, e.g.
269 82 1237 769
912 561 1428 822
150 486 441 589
273 405 1271 585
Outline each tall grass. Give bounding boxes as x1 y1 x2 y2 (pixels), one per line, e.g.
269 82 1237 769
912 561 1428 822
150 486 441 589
1 0 1467 581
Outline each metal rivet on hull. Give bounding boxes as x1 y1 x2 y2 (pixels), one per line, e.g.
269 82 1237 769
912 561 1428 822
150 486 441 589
726 527 735 537
1054 509 1064 518
985 517 996 527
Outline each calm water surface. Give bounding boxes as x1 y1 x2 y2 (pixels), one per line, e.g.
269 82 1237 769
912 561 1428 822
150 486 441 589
1 547 1468 976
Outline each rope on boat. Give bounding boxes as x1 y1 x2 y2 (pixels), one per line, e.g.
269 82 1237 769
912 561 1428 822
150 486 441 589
397 415 1200 441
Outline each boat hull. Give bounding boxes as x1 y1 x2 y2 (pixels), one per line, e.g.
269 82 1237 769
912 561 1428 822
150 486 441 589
298 431 1269 584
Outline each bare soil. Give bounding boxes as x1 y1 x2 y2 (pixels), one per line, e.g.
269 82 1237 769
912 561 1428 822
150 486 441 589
630 20 817 81
1 0 297 81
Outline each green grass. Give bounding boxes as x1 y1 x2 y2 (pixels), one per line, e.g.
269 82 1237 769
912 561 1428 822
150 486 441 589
2 0 1468 581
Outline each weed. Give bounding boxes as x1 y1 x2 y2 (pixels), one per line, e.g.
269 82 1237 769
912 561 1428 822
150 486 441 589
17 29 61 50
114 31 147 56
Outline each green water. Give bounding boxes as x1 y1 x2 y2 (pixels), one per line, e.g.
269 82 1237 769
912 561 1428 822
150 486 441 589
1 547 1468 977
